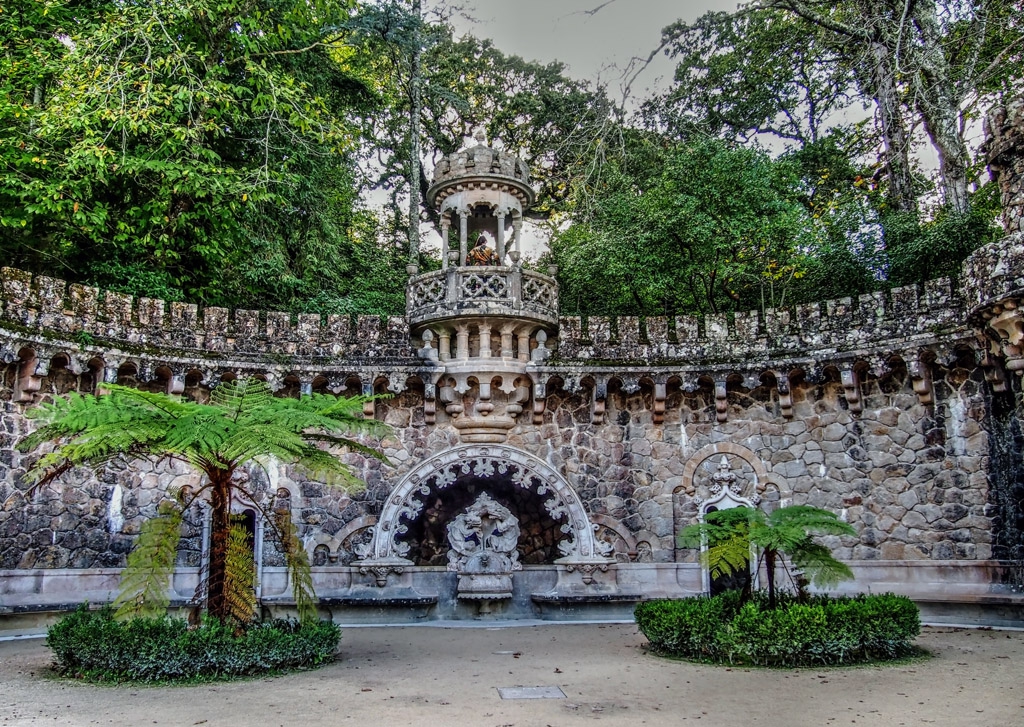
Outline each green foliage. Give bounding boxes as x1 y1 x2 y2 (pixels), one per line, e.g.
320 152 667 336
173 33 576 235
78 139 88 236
884 207 1001 285
18 379 389 623
113 502 183 620
635 591 921 667
678 505 856 606
650 9 855 146
223 521 258 626
553 135 822 316
47 605 341 682
0 0 394 311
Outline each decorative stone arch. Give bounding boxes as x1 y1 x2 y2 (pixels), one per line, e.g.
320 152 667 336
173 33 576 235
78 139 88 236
364 444 608 563
680 442 768 496
590 514 639 561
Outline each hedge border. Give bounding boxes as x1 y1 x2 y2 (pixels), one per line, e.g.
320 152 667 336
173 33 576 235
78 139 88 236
635 591 921 667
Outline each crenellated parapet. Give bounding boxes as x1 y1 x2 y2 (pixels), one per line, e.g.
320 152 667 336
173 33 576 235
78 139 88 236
0 267 416 362
555 278 964 364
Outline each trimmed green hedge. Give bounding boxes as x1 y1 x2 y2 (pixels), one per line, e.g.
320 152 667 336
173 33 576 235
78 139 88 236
47 605 341 682
635 592 920 667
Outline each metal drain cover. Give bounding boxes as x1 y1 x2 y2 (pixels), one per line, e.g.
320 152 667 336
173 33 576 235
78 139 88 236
497 686 567 700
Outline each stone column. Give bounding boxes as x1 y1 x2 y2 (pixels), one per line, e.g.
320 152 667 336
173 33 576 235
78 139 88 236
438 329 452 362
455 324 470 360
500 324 515 359
477 322 493 358
986 96 1024 234
459 209 469 264
496 210 507 263
513 216 523 260
517 330 530 362
440 215 451 270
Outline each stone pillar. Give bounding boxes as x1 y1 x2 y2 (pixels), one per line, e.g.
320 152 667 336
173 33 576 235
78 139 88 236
513 216 523 261
440 215 451 270
500 324 515 359
459 209 469 264
517 330 530 362
496 210 507 263
477 322 492 358
455 324 470 360
438 329 452 362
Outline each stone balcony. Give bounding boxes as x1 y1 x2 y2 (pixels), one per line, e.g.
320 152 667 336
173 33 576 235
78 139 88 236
406 266 559 328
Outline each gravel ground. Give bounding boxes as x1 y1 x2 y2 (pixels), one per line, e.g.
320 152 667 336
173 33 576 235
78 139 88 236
1 623 1022 727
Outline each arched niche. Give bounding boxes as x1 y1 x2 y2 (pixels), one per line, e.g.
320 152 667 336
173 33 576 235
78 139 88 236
364 444 609 563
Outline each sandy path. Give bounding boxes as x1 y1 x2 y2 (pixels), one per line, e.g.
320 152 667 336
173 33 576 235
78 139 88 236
1 624 1021 727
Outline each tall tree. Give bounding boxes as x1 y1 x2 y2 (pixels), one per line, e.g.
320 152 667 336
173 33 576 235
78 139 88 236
552 135 823 316
0 0 381 307
755 0 1022 214
18 379 389 623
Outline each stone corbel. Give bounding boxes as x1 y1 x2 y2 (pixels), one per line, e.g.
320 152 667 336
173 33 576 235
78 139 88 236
841 368 863 414
776 373 794 419
590 379 608 425
439 381 463 416
907 356 934 406
13 354 45 403
652 381 667 424
715 381 728 423
475 379 494 416
361 380 376 419
532 381 547 424
987 301 1024 375
506 384 530 419
981 346 1010 393
423 381 437 425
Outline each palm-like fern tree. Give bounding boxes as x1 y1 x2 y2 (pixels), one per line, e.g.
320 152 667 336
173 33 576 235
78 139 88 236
18 379 389 623
678 505 856 608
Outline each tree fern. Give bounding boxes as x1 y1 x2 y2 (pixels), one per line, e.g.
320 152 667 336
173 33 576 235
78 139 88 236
678 505 856 607
275 511 318 624
113 502 183 620
223 521 258 625
19 378 389 624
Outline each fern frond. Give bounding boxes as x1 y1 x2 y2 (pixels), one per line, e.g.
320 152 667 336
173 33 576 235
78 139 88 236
113 502 183 620
275 511 318 624
789 541 855 588
702 536 753 579
223 521 258 625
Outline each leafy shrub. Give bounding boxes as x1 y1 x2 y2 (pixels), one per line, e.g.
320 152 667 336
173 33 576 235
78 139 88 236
635 592 920 667
47 605 341 682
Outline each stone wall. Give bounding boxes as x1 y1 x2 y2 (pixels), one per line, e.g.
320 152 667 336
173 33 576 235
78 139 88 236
0 346 997 575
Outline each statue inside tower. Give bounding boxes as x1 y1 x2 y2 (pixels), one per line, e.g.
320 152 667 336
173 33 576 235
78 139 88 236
466 234 499 266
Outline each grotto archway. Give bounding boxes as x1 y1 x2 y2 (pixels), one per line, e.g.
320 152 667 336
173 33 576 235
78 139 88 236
363 445 607 563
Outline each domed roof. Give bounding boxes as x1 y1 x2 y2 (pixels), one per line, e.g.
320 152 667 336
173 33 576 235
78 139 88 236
427 129 535 208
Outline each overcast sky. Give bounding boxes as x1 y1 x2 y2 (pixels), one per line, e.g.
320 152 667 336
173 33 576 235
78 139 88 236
448 0 736 98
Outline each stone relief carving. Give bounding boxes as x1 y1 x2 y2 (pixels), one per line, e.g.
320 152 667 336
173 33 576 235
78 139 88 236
446 493 522 601
355 445 613 584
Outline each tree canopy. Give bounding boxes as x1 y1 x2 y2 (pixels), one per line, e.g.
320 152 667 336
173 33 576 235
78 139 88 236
1 0 1018 317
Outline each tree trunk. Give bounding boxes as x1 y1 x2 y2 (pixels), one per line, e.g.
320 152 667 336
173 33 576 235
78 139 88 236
206 468 233 621
867 40 917 214
909 0 972 213
765 548 777 609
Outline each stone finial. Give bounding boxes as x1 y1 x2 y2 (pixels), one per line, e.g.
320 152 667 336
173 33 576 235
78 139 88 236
473 127 487 145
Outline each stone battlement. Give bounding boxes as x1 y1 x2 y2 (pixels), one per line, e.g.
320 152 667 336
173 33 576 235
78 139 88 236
557 277 964 362
0 268 416 361
0 267 970 366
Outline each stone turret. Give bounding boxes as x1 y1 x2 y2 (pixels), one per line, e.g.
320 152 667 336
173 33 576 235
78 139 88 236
427 129 534 266
406 133 559 445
